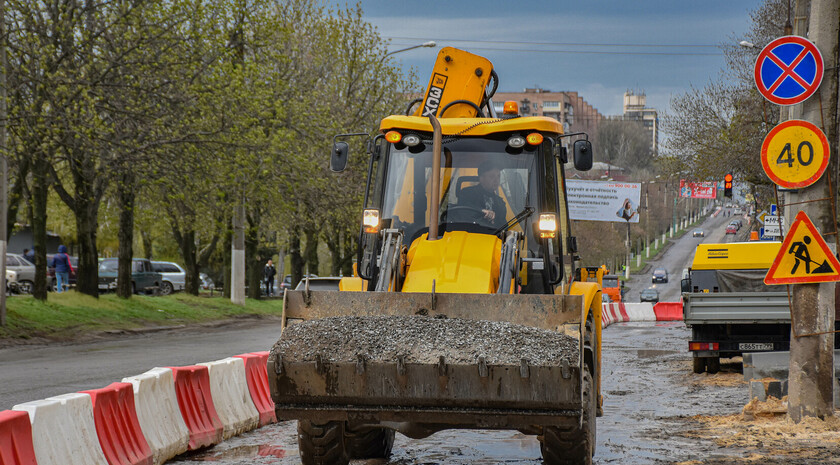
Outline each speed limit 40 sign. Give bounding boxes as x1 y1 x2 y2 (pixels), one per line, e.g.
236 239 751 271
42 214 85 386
760 119 829 189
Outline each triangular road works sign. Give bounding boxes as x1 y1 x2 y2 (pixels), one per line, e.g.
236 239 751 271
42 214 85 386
765 210 840 285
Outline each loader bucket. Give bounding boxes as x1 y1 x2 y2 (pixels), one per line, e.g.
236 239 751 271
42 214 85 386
269 290 586 432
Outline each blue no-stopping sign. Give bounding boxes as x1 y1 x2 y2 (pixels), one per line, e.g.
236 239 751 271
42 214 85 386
754 36 823 106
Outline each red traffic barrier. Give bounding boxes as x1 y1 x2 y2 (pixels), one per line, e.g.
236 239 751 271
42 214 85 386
234 351 276 426
169 366 223 450
81 382 153 465
0 410 37 465
653 301 684 321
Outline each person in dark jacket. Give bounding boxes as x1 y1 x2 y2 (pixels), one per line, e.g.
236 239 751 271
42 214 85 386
458 161 508 229
23 248 35 264
264 259 277 296
50 245 73 293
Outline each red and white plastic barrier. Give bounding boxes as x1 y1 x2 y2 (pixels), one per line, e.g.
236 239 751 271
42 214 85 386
601 301 681 328
81 382 153 465
169 365 224 450
0 409 38 465
198 357 260 440
12 393 108 465
233 351 277 426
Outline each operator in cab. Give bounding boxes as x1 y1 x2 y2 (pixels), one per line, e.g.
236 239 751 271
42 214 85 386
458 161 508 229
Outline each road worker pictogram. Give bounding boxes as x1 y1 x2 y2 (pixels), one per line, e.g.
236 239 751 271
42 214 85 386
765 210 840 285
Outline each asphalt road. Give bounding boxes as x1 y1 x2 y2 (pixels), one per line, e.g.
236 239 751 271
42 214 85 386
623 209 746 303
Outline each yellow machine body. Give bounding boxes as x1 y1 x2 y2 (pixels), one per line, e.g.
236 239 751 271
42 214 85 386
402 231 503 294
413 47 493 118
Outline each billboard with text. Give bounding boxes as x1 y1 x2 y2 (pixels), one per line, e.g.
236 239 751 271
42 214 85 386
680 180 716 199
566 180 642 223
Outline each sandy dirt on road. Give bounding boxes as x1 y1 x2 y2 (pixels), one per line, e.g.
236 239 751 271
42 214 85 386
677 398 840 464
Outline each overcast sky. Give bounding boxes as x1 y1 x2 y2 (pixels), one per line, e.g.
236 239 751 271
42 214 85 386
339 0 765 117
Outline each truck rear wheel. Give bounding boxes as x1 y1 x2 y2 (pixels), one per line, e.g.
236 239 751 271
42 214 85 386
692 357 706 374
297 420 349 465
706 357 720 374
540 366 595 465
345 426 395 459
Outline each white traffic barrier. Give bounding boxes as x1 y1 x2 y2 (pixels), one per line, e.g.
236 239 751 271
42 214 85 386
13 393 108 465
199 357 260 439
622 303 656 321
122 367 189 465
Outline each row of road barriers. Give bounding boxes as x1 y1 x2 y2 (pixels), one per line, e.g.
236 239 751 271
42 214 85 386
601 301 684 329
0 352 275 465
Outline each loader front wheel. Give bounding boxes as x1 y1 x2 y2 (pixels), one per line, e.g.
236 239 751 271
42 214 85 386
345 426 395 459
297 420 349 465
541 366 595 465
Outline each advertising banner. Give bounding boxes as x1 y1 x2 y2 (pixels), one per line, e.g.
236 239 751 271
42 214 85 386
680 180 716 199
566 180 642 223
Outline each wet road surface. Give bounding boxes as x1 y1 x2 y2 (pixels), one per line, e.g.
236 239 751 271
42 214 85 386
171 321 751 464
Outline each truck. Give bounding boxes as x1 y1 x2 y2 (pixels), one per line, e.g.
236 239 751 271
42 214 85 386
682 241 840 374
601 272 623 302
268 47 604 465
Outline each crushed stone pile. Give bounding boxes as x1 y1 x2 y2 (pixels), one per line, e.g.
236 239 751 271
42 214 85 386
272 315 578 366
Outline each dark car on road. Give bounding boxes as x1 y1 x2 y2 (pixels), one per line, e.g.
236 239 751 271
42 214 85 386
652 268 668 283
98 258 162 294
640 287 660 303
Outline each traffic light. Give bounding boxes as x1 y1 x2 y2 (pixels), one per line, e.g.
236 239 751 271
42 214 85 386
724 173 733 198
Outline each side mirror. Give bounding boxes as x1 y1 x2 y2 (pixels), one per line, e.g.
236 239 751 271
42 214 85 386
566 236 578 254
573 139 593 171
681 278 691 293
330 141 349 172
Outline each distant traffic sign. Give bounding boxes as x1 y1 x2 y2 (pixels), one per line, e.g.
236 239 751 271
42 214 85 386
764 215 786 237
765 211 840 285
757 210 769 224
760 120 829 189
755 36 823 105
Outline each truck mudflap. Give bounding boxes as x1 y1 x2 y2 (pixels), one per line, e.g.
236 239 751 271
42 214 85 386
269 290 586 430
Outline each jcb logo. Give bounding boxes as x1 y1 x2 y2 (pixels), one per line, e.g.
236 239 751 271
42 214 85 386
422 73 448 117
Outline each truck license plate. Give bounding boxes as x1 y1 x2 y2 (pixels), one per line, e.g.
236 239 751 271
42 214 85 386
739 343 773 351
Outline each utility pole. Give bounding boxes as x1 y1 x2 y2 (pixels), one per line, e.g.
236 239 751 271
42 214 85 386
0 0 6 326
230 5 246 306
784 0 838 421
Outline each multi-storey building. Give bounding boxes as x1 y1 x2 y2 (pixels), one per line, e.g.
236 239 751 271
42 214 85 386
620 90 659 155
491 88 603 135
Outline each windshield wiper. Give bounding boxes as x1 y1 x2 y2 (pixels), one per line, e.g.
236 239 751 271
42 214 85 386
493 207 535 236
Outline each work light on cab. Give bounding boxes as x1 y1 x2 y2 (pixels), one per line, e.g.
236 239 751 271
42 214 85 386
507 135 526 148
362 209 380 233
402 134 421 146
503 101 519 115
526 133 543 145
385 131 402 144
538 213 557 238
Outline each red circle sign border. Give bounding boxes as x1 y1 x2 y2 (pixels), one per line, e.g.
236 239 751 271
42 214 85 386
760 119 829 189
754 35 824 106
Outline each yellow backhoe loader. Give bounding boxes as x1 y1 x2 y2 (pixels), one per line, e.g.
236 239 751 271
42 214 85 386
269 47 604 465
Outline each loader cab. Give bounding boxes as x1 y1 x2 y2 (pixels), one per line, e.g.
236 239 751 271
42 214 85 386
359 124 570 295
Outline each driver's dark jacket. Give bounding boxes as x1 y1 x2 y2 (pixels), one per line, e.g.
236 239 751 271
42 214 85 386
458 185 507 229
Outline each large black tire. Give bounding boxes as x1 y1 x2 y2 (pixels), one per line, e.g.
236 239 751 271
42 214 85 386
345 426 395 459
297 420 349 465
541 367 596 465
692 356 706 374
706 357 721 374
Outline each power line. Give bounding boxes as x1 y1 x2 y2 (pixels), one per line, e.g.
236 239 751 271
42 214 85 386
389 43 721 56
386 36 720 49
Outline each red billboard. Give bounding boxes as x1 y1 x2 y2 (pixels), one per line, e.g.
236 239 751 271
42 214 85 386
679 180 716 199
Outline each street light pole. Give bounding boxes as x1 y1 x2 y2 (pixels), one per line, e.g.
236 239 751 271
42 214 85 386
382 41 436 62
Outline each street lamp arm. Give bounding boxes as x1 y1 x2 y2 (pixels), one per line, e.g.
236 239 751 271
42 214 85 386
382 41 436 62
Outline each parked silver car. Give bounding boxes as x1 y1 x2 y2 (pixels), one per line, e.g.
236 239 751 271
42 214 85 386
7 253 35 293
151 261 186 295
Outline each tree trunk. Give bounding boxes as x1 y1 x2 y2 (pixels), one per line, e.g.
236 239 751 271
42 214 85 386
245 215 260 300
74 197 100 297
289 229 303 289
140 229 153 260
304 227 319 276
31 155 49 300
116 172 135 298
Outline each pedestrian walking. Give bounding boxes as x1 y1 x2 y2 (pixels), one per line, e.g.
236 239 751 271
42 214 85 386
264 259 277 296
50 245 73 293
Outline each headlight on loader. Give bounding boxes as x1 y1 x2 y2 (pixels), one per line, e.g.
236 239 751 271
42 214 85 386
538 213 557 239
363 209 380 234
